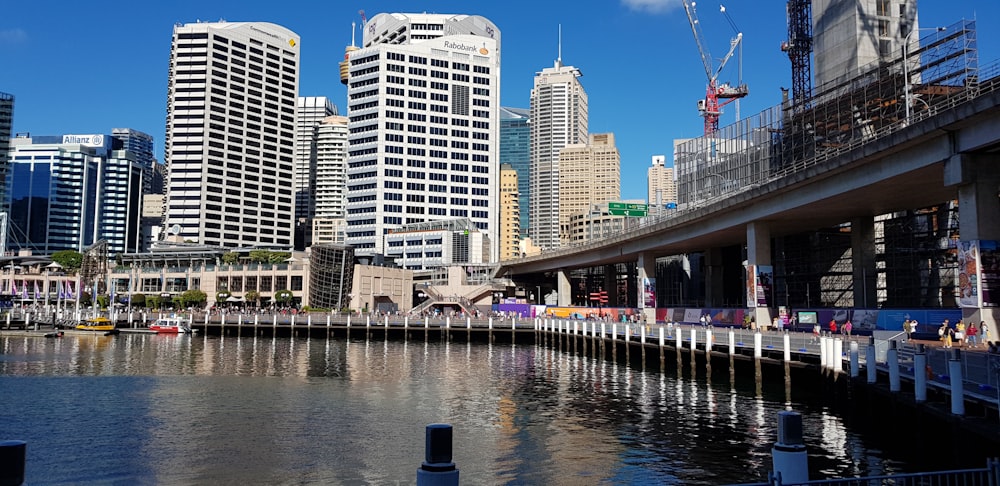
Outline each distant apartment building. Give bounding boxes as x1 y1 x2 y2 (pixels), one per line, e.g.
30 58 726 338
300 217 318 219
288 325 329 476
500 106 530 237
529 58 588 251
647 154 677 211
343 13 501 262
311 115 349 245
384 218 490 271
5 133 145 254
294 96 338 249
163 21 300 249
499 164 521 260
558 133 620 245
566 202 635 244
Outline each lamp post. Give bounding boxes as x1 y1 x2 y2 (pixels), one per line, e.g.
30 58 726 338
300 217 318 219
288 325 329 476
903 26 946 124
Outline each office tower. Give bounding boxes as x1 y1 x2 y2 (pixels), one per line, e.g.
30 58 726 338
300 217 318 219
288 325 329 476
163 21 300 248
813 0 918 89
312 115 349 245
7 133 146 255
500 106 530 238
499 164 521 261
294 96 338 249
344 13 501 262
647 154 677 210
0 91 12 212
529 57 588 251
557 133 620 245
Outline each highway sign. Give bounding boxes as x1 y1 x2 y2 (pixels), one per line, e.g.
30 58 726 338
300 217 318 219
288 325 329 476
608 202 648 217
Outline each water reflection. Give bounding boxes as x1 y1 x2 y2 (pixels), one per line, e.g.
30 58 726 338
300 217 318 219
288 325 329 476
0 333 972 484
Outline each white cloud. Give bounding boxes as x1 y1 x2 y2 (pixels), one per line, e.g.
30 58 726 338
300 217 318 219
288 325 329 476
0 28 27 44
621 0 682 14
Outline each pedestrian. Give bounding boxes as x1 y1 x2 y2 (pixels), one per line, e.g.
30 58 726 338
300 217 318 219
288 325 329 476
772 316 780 332
829 319 838 334
942 323 954 349
967 321 979 348
844 320 853 337
956 321 966 347
903 319 912 340
811 323 821 344
983 321 992 344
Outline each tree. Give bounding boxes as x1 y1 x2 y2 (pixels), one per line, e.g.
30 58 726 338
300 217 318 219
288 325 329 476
180 289 207 308
216 290 231 304
248 250 291 264
222 252 240 264
130 293 146 308
245 289 260 307
50 250 83 273
96 294 110 310
146 295 161 310
274 289 293 304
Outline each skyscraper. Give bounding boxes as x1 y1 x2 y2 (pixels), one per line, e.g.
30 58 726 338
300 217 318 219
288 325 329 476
163 21 300 248
647 154 677 210
312 115 349 245
529 58 588 251
558 133 620 245
344 13 501 262
5 133 142 255
499 163 521 261
500 106 530 238
294 96 337 249
0 91 13 212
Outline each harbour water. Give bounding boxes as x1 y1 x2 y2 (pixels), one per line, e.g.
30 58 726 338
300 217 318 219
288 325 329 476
0 332 989 484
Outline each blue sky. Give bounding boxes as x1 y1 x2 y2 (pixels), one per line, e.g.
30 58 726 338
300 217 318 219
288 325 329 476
2 0 998 201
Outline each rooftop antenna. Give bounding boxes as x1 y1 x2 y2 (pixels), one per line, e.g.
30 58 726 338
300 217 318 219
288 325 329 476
557 24 562 64
351 21 356 47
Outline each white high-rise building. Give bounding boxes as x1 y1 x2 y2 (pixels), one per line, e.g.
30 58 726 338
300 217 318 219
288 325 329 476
294 96 337 249
344 13 501 262
163 21 300 248
312 115 349 245
647 154 677 209
529 58 588 251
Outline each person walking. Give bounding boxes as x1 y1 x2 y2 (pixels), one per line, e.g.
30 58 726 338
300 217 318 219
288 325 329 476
983 321 992 345
903 319 913 341
843 320 853 337
967 321 979 348
956 321 967 347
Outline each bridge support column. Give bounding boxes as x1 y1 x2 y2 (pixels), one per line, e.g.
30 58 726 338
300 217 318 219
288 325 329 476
557 269 571 307
851 216 877 309
746 222 772 328
946 153 1000 335
638 252 657 325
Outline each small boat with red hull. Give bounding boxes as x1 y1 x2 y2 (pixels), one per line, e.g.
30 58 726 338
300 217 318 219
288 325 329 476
149 317 193 334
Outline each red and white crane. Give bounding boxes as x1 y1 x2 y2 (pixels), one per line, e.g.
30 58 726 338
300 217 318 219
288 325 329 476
681 1 748 135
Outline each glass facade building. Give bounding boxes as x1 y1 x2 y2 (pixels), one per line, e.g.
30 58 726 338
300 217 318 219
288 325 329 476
500 106 530 237
308 243 354 310
0 91 13 210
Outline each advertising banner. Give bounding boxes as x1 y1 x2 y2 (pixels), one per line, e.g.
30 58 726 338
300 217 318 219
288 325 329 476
957 240 980 308
755 265 773 307
979 240 1000 307
642 277 656 309
746 265 757 307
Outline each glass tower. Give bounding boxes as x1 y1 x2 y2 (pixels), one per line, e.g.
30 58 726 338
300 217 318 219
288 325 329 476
500 106 530 237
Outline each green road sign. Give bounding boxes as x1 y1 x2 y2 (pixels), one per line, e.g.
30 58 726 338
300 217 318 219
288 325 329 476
608 202 648 217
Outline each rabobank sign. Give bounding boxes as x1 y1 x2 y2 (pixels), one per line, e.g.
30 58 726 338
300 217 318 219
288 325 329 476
62 134 106 147
444 40 490 56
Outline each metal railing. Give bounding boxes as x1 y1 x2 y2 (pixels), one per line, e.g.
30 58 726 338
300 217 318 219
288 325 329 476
737 457 999 486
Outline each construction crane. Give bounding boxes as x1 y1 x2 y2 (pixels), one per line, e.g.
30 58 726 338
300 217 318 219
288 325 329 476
681 0 748 135
781 0 813 106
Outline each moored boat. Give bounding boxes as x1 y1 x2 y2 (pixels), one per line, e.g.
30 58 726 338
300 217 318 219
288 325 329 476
149 317 193 334
76 317 116 332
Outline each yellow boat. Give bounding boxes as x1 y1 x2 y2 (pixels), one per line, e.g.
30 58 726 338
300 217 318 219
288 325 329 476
76 317 116 332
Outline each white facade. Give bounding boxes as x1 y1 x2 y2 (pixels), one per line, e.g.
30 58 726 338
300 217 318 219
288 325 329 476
647 154 677 209
345 13 501 262
384 218 490 270
294 97 337 241
163 21 300 249
529 59 588 251
311 115 350 245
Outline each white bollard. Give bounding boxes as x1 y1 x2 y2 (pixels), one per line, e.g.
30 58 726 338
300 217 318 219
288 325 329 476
729 330 736 355
754 332 762 358
849 341 859 378
425 317 429 329
948 349 965 416
819 335 828 369
366 315 371 328
676 328 683 349
238 314 243 326
705 329 712 352
914 344 928 402
625 325 631 342
385 315 390 328
833 338 843 374
601 323 606 338
488 317 493 330
659 327 665 347
466 317 471 329
205 313 210 326
327 315 331 327
771 411 809 484
254 314 260 326
308 314 312 327
405 316 409 329
347 314 352 327
783 333 791 362
887 341 900 391
446 317 451 329
689 328 697 350
291 314 296 327
866 338 877 384
574 321 579 335
612 323 618 340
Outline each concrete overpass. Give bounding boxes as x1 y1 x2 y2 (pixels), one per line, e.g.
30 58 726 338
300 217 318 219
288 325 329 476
498 53 1000 327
